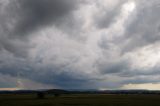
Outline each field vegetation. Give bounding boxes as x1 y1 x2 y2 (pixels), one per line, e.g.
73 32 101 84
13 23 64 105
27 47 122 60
0 94 160 106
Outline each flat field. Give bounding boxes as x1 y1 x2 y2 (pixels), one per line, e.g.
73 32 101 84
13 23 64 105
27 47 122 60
0 94 160 106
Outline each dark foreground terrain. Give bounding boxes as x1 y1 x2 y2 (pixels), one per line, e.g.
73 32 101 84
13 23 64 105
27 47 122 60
1 94 160 106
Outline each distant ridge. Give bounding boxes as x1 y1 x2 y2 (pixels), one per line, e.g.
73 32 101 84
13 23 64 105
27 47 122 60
1 89 160 95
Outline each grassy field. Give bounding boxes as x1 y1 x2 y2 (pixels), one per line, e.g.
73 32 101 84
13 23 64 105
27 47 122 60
0 94 160 106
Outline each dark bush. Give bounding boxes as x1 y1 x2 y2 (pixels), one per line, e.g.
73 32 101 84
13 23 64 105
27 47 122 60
37 92 45 99
54 93 60 97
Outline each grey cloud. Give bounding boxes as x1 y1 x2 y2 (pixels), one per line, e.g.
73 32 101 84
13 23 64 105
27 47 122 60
97 59 130 74
94 0 126 29
0 38 30 57
1 0 160 90
1 0 79 35
118 64 160 78
121 75 160 85
36 72 97 89
13 0 80 36
0 0 81 57
122 0 160 52
0 74 17 88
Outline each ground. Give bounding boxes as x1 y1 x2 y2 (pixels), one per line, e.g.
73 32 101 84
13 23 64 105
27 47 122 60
0 94 160 106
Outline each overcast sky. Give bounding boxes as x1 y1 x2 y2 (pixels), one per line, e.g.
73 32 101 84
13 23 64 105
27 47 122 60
0 0 160 90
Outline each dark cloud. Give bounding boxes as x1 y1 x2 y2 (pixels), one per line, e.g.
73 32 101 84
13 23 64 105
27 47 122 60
36 72 97 89
0 0 80 57
0 38 30 57
97 59 130 74
1 0 160 90
118 64 160 78
0 74 17 88
13 0 79 36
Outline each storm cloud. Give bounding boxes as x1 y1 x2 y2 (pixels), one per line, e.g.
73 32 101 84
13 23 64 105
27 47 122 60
0 0 80 57
0 0 160 90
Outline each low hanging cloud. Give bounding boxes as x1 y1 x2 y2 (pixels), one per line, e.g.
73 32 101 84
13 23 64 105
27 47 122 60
0 0 160 90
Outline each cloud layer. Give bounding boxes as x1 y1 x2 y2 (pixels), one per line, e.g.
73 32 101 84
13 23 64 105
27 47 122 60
0 0 160 90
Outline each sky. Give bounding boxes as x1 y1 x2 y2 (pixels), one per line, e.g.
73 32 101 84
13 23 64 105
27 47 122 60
0 0 160 90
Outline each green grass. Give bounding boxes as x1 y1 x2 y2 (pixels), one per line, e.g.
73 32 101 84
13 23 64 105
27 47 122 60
0 94 160 106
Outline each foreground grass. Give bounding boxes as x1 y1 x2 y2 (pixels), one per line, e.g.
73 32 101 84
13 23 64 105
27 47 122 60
0 94 160 106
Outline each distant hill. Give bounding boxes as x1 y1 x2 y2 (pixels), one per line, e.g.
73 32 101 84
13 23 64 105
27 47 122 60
1 89 160 95
46 89 69 94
